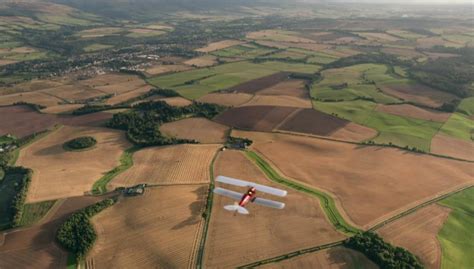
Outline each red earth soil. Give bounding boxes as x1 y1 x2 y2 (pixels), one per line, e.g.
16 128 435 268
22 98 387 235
227 72 291 94
278 108 350 136
214 105 298 132
0 105 112 138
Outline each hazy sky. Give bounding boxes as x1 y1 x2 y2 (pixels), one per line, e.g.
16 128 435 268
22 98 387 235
325 0 473 3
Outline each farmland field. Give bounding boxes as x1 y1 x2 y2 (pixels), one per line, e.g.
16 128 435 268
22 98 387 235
437 187 474 269
431 134 474 161
160 117 229 143
197 92 253 107
260 247 378 269
233 130 473 228
205 150 345 268
88 185 207 269
109 144 219 188
378 204 451 269
17 126 130 202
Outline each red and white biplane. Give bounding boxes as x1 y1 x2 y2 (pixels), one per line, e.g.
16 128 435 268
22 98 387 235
213 175 287 215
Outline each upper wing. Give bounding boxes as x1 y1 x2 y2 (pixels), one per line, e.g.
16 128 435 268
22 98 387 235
213 187 242 201
253 197 285 209
216 176 287 197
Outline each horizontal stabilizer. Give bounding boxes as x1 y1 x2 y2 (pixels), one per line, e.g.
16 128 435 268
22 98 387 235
224 204 249 214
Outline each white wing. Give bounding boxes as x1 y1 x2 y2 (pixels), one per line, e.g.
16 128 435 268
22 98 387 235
253 197 285 209
213 187 242 201
216 176 287 197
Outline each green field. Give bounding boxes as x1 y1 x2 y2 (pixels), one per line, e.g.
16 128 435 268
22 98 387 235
148 61 320 99
313 99 442 151
438 187 474 269
246 150 360 235
439 113 473 141
456 97 474 117
17 200 56 227
83 43 114 52
211 44 275 58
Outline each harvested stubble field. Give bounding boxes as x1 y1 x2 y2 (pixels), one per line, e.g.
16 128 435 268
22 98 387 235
257 79 308 98
109 144 219 188
42 84 105 101
160 117 228 143
277 108 377 142
39 104 83 114
228 72 290 94
160 96 193 107
380 84 457 108
0 195 107 269
195 39 244 53
241 95 312 108
376 104 451 122
205 150 345 268
247 30 317 44
17 126 130 202
89 185 207 269
232 130 474 229
260 247 378 269
0 79 63 95
377 204 451 269
145 64 192 75
104 85 152 105
430 134 474 161
214 105 298 132
197 92 253 107
184 55 218 67
0 91 62 107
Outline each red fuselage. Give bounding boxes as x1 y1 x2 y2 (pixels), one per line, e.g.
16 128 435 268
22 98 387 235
239 187 256 207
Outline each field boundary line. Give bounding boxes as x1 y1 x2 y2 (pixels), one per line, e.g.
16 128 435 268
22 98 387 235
195 149 220 269
272 108 302 131
369 184 473 231
236 240 344 268
245 150 360 235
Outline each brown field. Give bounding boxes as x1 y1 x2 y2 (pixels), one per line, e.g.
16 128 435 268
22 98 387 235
431 134 474 161
0 195 108 269
161 96 192 107
104 85 152 105
95 79 147 95
17 126 130 202
145 64 192 75
40 104 84 114
357 32 401 42
42 85 105 102
197 92 253 107
0 79 63 96
79 73 140 88
205 150 345 268
232 130 473 228
416 37 462 48
0 91 62 107
215 106 298 132
160 117 228 143
196 40 244 53
229 72 290 94
184 55 218 67
242 95 312 108
89 185 207 269
257 79 308 98
0 105 59 137
77 27 122 38
0 59 17 66
381 84 457 108
0 105 114 137
376 104 451 122
378 205 452 269
277 109 377 142
381 47 425 59
424 52 459 60
261 247 378 269
109 144 219 188
246 30 317 44
255 40 329 52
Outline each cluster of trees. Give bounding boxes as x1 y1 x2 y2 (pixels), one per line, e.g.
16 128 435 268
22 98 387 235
107 101 225 146
5 166 33 228
64 136 97 150
117 88 180 106
409 47 474 98
227 136 253 148
361 140 425 153
13 102 46 111
345 232 423 269
324 53 410 69
56 198 116 260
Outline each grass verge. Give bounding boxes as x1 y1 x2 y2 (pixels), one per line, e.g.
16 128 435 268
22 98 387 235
17 200 56 227
245 150 360 235
91 146 140 195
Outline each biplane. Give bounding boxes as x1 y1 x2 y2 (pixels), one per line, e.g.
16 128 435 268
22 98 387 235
213 175 287 214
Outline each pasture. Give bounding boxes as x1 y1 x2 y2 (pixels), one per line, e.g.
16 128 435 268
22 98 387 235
205 150 345 268
109 144 219 187
233 130 473 229
17 126 130 202
88 185 207 269
438 187 474 269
